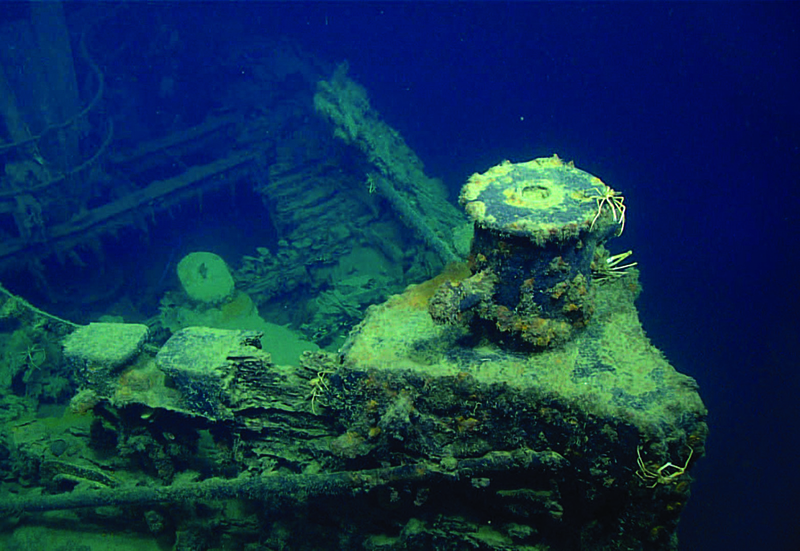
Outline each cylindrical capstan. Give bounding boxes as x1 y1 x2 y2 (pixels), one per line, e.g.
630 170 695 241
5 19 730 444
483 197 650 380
430 155 625 349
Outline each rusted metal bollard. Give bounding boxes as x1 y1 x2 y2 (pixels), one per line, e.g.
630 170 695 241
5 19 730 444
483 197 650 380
430 154 626 349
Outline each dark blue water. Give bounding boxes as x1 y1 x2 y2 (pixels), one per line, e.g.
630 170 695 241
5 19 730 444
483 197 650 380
294 5 798 548
286 6 800 546
6 2 800 549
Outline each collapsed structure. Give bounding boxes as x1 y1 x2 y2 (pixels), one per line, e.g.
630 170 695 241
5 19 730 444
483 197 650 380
0 6 706 551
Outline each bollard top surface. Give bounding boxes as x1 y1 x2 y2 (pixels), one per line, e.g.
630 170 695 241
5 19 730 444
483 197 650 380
459 155 613 240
